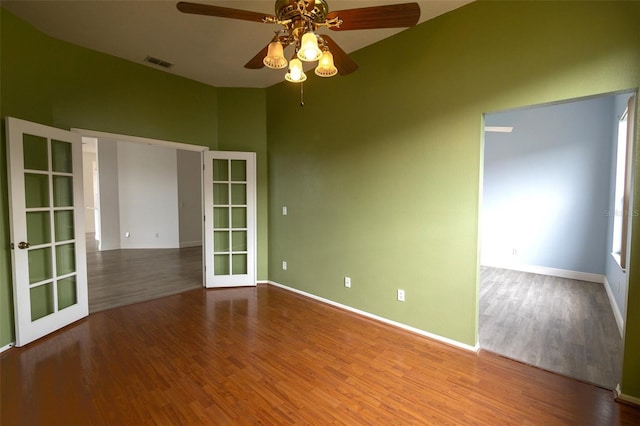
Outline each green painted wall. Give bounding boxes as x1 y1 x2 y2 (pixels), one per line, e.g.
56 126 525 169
266 0 640 397
217 88 268 280
0 9 268 344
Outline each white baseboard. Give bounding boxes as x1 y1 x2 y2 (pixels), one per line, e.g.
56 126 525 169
482 262 604 283
616 384 640 407
603 276 625 338
0 342 14 353
267 281 478 353
179 241 202 248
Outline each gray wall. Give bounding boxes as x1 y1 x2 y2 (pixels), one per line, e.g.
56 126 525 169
117 142 180 249
96 139 121 251
177 150 202 247
482 95 616 275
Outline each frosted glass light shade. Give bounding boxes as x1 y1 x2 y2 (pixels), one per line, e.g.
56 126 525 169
297 32 322 62
285 58 307 82
263 41 288 69
314 51 338 77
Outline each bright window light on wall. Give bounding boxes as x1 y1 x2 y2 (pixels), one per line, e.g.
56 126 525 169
611 107 629 267
485 126 514 133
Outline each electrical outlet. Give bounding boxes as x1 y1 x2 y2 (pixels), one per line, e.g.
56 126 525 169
397 289 405 302
512 248 518 256
344 277 351 288
283 206 288 216
282 261 287 271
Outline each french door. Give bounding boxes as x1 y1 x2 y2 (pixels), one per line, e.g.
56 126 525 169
6 117 88 346
203 151 256 287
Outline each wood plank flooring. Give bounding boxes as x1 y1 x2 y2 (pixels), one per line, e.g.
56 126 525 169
86 234 202 313
2 285 639 425
479 266 623 390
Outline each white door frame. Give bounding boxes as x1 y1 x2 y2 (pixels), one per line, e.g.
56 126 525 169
203 151 257 287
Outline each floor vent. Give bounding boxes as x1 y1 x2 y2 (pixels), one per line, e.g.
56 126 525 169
144 56 173 68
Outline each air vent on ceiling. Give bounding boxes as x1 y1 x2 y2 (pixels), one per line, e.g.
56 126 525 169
144 56 173 69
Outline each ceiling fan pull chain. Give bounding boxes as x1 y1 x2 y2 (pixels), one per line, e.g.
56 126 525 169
300 82 305 107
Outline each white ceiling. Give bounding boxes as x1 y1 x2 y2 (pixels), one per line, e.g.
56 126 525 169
2 0 472 88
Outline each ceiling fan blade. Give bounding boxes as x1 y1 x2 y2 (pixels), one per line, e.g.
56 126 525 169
321 35 359 76
176 2 275 23
326 3 420 31
244 44 270 69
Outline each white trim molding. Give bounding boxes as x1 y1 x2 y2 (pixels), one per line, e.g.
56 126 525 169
481 262 604 283
603 277 625 338
179 241 202 249
616 384 640 407
71 128 208 152
0 342 14 353
267 281 479 353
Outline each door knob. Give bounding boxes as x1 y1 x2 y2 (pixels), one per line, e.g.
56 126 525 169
17 241 30 249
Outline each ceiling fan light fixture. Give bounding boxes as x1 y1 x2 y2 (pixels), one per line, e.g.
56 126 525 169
314 51 338 77
285 58 307 83
263 41 288 69
297 31 322 62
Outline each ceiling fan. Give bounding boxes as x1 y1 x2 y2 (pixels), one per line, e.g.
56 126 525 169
176 1 421 83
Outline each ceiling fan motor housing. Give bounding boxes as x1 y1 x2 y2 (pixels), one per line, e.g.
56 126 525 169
275 0 329 23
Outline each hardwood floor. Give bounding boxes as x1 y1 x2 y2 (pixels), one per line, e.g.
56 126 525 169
2 285 639 425
86 234 203 313
479 266 623 390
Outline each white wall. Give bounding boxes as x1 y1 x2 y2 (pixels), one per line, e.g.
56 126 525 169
117 141 180 249
177 150 202 247
82 151 96 233
482 95 616 275
96 139 121 251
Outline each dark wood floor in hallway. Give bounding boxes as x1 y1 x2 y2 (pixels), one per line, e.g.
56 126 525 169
2 285 639 425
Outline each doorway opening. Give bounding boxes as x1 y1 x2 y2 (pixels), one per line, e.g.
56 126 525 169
80 132 206 312
478 90 636 389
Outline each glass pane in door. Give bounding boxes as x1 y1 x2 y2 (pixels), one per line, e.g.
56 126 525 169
231 184 246 205
230 160 246 181
232 254 247 274
30 284 54 321
26 212 51 245
24 174 50 208
214 231 229 252
214 254 230 275
212 158 250 277
53 176 74 207
23 134 48 171
56 243 76 276
232 231 247 251
214 207 229 228
213 159 228 181
28 248 52 284
54 210 75 241
57 277 77 310
51 140 73 173
231 208 247 228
